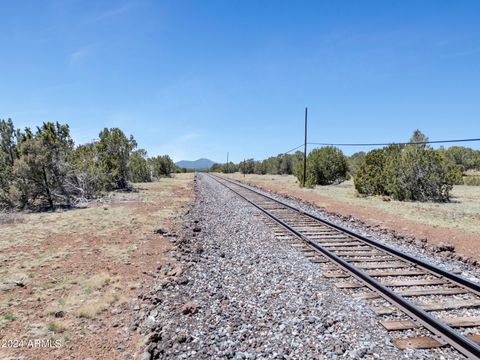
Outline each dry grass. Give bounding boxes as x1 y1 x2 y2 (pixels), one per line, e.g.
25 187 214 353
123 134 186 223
77 290 119 319
82 273 112 293
0 173 194 358
0 211 25 225
226 173 480 233
0 313 17 329
105 243 137 262
47 321 67 333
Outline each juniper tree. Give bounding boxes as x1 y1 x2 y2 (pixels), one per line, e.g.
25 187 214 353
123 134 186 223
12 122 74 208
96 128 137 190
354 130 454 201
127 149 151 183
149 155 176 177
294 146 349 187
0 119 18 206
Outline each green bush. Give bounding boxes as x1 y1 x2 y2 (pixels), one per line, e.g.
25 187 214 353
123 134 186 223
96 128 137 190
384 145 452 201
11 122 75 208
0 119 18 207
149 155 176 178
348 151 366 176
208 162 238 173
295 146 348 186
230 151 303 176
354 131 454 202
354 148 389 195
127 149 151 183
69 143 104 198
240 159 256 175
209 163 223 173
0 118 177 210
442 146 480 171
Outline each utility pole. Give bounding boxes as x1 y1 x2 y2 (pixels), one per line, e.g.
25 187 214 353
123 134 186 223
303 107 308 187
243 158 246 177
226 152 229 174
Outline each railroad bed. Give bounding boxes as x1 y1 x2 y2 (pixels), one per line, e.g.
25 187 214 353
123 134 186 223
209 174 480 359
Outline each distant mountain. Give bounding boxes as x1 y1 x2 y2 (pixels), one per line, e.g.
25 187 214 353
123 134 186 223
176 158 216 170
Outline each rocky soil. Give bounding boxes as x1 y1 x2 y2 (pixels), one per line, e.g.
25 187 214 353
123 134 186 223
133 174 467 359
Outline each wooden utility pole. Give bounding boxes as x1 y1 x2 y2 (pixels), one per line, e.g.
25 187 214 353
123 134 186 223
303 107 308 187
243 158 246 177
226 152 229 173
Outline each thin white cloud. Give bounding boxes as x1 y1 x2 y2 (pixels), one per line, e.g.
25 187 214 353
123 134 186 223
69 45 93 66
442 48 480 58
92 3 132 22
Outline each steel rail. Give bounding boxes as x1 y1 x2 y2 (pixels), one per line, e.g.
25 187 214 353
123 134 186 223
214 174 480 294
207 173 480 359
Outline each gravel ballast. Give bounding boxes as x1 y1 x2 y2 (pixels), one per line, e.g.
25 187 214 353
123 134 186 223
234 179 480 283
136 174 465 359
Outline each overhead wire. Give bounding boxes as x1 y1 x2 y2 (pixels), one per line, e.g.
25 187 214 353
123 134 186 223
246 137 480 165
308 138 480 147
282 144 305 154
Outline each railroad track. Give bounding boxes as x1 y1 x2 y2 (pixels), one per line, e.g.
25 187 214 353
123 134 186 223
208 173 480 359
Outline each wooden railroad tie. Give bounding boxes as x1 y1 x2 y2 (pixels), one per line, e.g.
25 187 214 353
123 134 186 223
371 299 480 315
336 278 448 289
353 287 468 300
381 317 480 331
393 336 446 350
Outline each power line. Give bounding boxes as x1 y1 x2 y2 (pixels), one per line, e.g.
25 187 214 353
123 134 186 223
279 137 480 158
245 138 480 166
282 144 304 154
308 137 480 147
239 144 302 163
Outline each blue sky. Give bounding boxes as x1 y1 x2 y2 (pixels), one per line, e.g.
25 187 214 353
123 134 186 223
1 1 480 162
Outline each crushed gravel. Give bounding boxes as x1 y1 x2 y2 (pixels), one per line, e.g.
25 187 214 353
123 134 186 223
135 174 467 359
233 178 480 284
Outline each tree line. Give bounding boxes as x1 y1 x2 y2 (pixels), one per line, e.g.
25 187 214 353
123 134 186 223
210 151 304 175
210 130 480 202
0 118 178 210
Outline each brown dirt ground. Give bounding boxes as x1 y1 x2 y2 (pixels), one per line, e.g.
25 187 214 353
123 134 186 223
229 177 480 262
0 174 194 360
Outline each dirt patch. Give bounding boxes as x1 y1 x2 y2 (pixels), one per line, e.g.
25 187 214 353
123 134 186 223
0 174 194 359
226 174 480 262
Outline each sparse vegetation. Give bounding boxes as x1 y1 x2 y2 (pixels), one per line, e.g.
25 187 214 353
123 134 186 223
47 321 66 333
0 118 178 210
225 172 480 235
83 273 112 291
4 312 16 321
0 173 193 356
215 130 480 201
78 291 119 319
464 174 480 186
0 210 25 225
